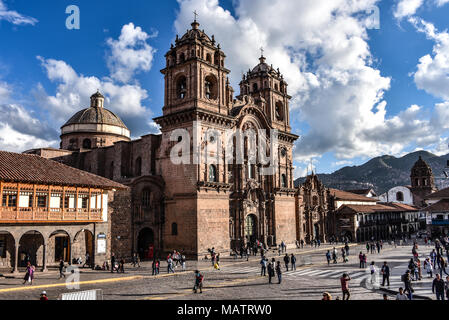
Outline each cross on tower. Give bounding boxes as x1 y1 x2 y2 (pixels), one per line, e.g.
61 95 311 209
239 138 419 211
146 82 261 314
193 10 199 22
260 47 264 57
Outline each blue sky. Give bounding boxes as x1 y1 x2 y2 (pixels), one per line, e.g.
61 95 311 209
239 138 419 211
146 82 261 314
1 0 449 177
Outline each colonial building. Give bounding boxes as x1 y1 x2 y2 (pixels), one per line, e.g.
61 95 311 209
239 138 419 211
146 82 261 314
422 188 449 236
0 151 128 272
336 202 419 242
28 19 299 259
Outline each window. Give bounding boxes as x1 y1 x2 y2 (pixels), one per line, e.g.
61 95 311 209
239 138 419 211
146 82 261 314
396 192 404 202
275 102 284 121
176 76 187 99
7 194 17 207
281 174 287 188
179 52 185 63
206 53 212 63
37 195 47 208
81 197 89 209
142 189 151 207
422 178 427 186
82 139 92 149
209 165 218 182
312 195 318 206
205 75 217 100
253 83 258 92
172 223 178 236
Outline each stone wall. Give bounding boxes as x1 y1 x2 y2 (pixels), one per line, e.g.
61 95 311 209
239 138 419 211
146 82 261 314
274 194 297 247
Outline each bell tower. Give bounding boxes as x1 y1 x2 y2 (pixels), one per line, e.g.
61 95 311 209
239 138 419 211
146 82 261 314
161 19 233 117
237 53 292 132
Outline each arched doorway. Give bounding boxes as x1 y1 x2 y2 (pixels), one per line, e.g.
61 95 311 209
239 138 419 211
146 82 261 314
245 214 257 245
18 231 44 267
0 231 15 268
73 230 94 265
49 230 71 264
137 228 154 260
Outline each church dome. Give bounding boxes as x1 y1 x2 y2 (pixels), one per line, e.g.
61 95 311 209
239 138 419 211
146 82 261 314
60 91 131 150
63 106 128 129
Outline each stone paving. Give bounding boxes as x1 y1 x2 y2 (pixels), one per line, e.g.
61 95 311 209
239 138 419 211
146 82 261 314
0 241 439 300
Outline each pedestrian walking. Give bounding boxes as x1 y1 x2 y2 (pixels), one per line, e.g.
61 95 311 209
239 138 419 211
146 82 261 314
268 262 275 284
424 257 433 278
402 270 414 300
332 247 338 264
82 252 90 268
381 261 390 287
214 253 220 270
345 243 350 256
283 254 290 271
366 243 370 253
167 255 175 273
438 256 449 276
181 254 186 272
58 259 66 279
326 250 331 265
260 256 267 276
193 270 204 294
110 253 116 273
340 273 351 300
358 252 364 268
276 261 282 284
369 261 377 286
432 274 445 300
23 262 34 285
445 275 449 300
300 239 304 249
291 254 296 271
131 253 140 268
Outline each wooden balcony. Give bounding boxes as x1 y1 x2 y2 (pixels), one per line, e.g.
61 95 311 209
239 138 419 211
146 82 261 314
0 207 103 223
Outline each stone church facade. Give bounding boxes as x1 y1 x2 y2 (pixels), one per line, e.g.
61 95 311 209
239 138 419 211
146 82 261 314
27 20 352 259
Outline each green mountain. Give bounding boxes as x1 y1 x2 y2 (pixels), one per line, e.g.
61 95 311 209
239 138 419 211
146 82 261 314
295 151 449 194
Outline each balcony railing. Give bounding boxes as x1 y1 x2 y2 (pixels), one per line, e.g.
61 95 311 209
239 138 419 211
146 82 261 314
0 207 103 222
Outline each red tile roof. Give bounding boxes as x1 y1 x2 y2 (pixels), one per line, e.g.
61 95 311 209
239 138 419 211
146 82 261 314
424 199 449 212
425 188 449 200
338 203 418 214
329 188 377 202
0 151 126 190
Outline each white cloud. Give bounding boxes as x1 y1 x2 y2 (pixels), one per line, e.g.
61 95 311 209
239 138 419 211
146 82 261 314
35 24 160 138
106 23 157 83
394 0 424 20
0 0 37 25
174 0 443 161
0 82 11 103
0 123 57 152
410 17 449 100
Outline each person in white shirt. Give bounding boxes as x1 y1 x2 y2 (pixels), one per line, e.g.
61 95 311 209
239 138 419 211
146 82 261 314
396 287 409 300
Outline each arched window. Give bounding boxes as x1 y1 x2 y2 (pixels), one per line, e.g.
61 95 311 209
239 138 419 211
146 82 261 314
415 178 419 186
142 189 151 207
135 157 142 176
205 75 218 100
253 83 258 92
206 53 212 63
281 174 287 188
171 223 178 236
82 139 92 149
422 178 427 186
396 192 404 202
179 52 185 63
176 76 187 99
69 138 78 150
275 102 284 121
312 195 318 206
209 165 217 182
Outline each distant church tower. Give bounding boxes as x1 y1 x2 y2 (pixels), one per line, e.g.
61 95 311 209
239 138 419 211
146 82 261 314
410 156 437 206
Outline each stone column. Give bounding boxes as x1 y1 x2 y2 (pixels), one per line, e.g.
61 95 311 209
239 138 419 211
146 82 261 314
42 240 48 272
12 238 19 274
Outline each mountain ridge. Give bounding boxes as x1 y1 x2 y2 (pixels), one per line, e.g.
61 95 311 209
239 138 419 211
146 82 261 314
294 151 449 194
